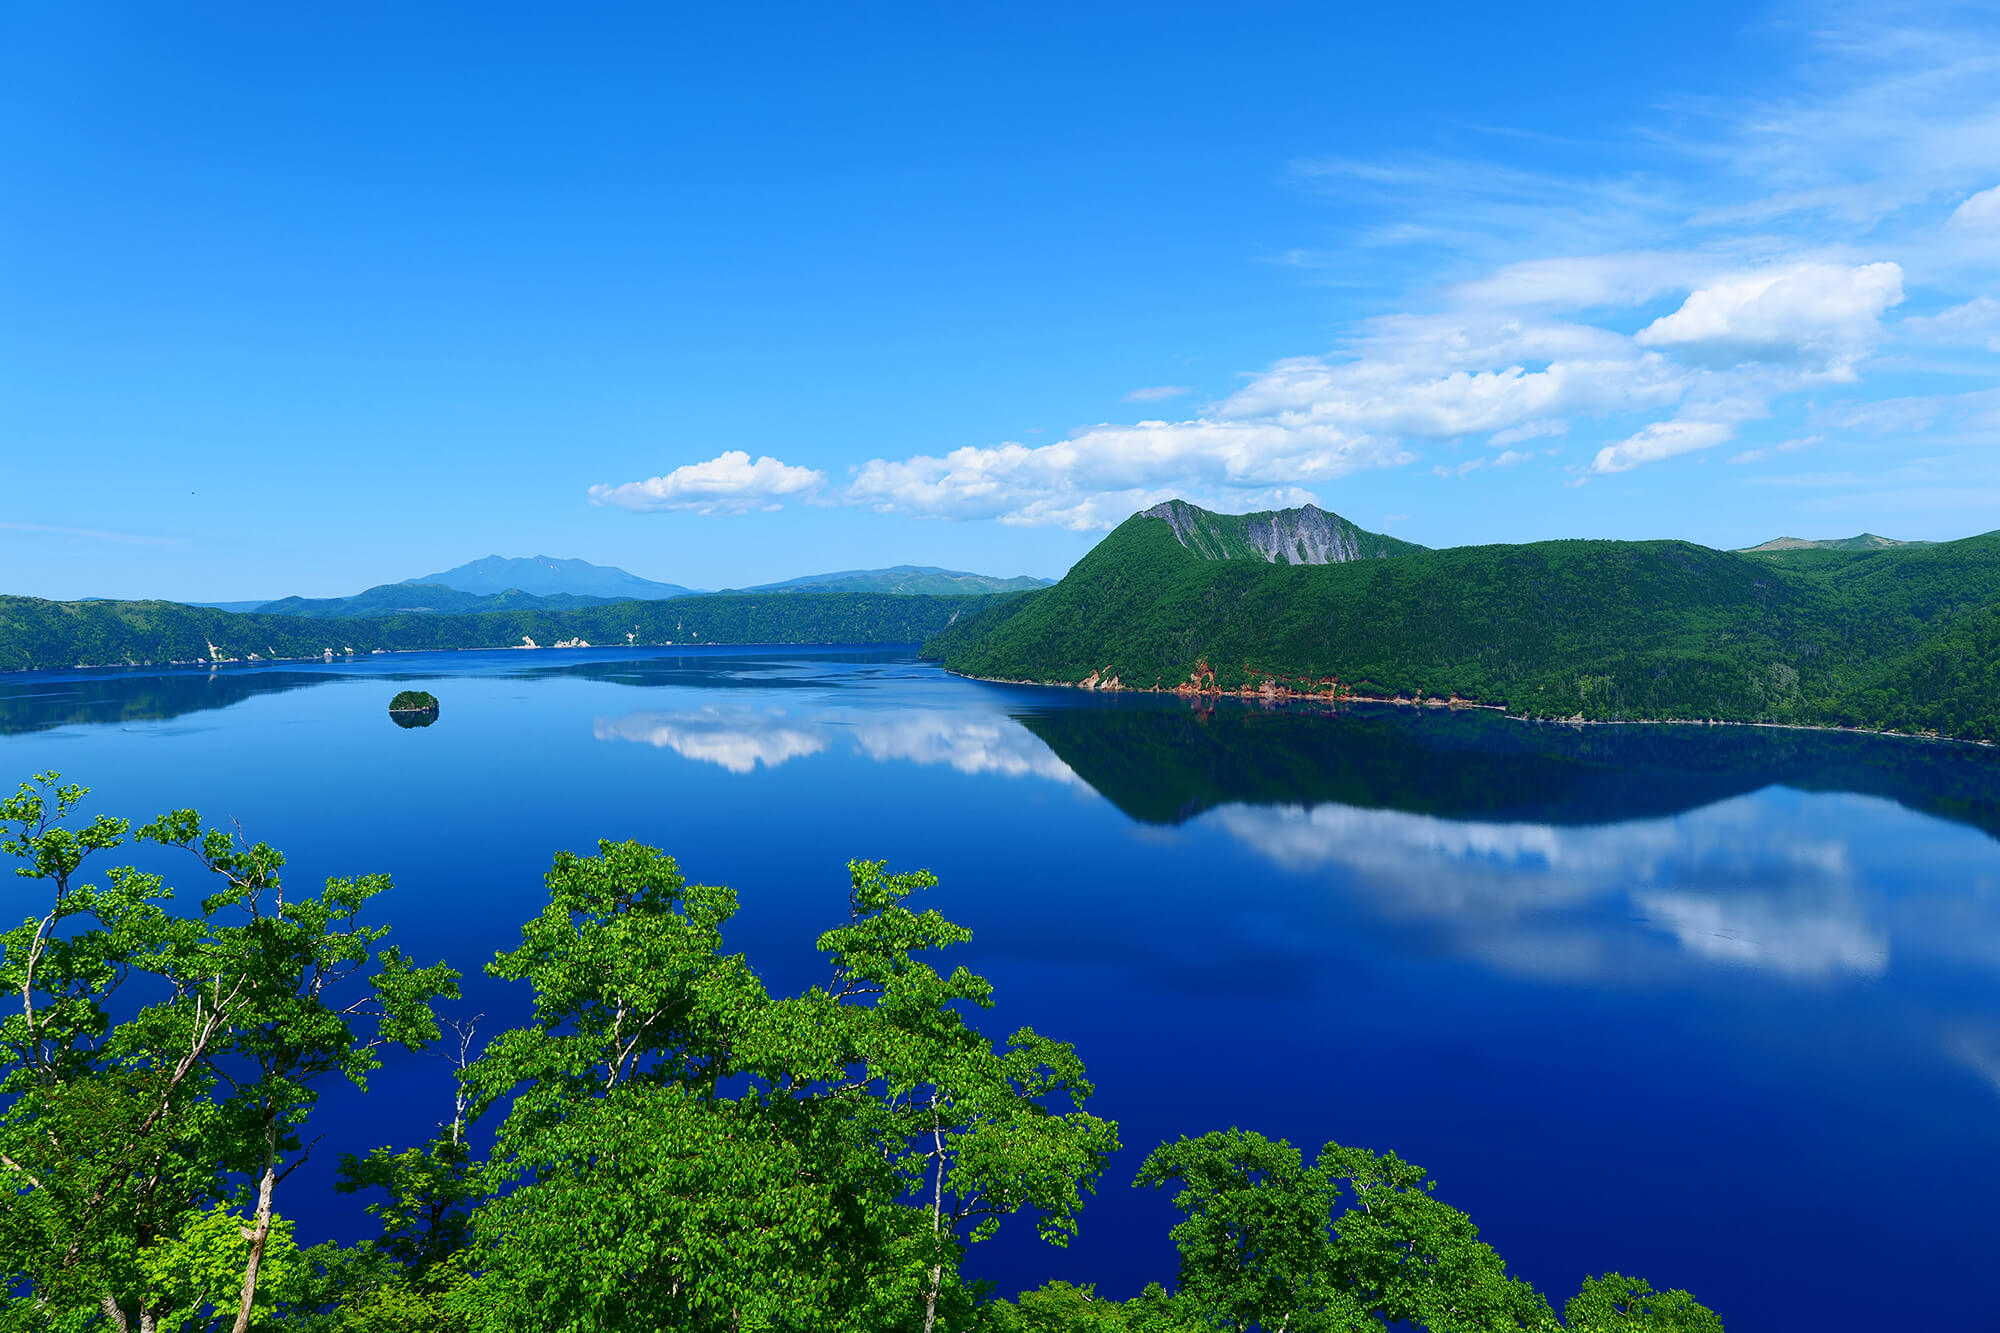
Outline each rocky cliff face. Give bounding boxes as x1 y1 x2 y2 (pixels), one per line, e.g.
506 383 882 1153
1142 499 1419 564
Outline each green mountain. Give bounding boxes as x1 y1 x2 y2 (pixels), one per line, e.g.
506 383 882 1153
924 498 2000 742
0 593 997 674
735 565 1052 596
253 582 619 618
1739 533 1929 554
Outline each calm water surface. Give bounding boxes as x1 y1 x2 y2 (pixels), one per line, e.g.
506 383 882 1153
6 646 2000 1332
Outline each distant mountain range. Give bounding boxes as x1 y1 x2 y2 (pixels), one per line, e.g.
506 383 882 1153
0 590 996 673
405 555 700 600
250 584 624 620
1737 534 1928 553
727 566 1051 596
196 556 1053 619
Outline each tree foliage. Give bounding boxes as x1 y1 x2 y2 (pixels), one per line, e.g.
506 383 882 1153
0 773 1726 1332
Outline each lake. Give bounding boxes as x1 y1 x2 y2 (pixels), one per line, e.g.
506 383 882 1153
6 645 2000 1331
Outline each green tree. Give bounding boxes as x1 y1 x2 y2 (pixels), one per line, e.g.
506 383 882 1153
0 774 458 1332
0 774 225 1330
803 859 1122 1333
458 844 1117 1333
1318 1144 1555 1332
135 810 460 1333
1134 1130 1361 1333
1562 1274 1723 1332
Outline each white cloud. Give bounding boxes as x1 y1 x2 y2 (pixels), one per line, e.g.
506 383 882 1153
1448 251 1716 312
845 314 1695 525
589 451 826 514
845 421 1398 530
1592 418 1736 474
1902 295 2000 350
1816 387 2000 442
1949 183 2000 230
1633 263 1905 373
1488 419 1569 447
1728 435 1821 465
592 13 2000 523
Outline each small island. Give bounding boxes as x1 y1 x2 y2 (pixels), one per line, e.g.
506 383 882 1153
388 689 439 728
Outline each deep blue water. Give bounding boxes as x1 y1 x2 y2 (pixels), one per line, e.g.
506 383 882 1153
7 646 2000 1331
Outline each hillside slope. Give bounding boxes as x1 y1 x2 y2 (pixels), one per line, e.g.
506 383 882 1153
924 500 2000 741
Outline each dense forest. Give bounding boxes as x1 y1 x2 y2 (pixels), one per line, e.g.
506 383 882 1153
925 504 2000 742
2 773 1721 1331
0 593 996 674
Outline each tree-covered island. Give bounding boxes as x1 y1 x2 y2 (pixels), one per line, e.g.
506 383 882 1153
387 690 439 714
0 772 1723 1331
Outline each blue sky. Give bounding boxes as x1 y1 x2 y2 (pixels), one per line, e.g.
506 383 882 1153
5 2 2000 599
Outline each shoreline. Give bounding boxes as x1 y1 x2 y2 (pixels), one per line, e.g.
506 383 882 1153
945 668 1998 750
0 639 923 677
10 646 1994 751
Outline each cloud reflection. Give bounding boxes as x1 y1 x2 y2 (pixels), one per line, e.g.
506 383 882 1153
846 711 1077 783
593 708 827 773
1211 797 1889 980
593 705 1076 784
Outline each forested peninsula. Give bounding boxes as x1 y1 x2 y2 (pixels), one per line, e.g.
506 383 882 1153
925 500 2000 743
0 592 995 673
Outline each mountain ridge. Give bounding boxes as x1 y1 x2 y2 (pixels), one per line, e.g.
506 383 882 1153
407 555 698 600
923 498 2000 743
732 566 1052 596
1142 499 1423 563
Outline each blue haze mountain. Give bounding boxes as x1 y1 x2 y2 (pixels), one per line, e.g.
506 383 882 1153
238 558 1054 617
1737 534 1928 553
735 566 1053 595
408 555 701 600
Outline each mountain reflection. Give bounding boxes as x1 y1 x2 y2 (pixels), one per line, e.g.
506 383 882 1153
12 654 2000 1005
1016 700 2000 837
583 691 2000 990
0 669 345 735
0 647 912 737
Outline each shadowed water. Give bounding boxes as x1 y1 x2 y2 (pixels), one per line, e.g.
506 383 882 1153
4 647 1999 1331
